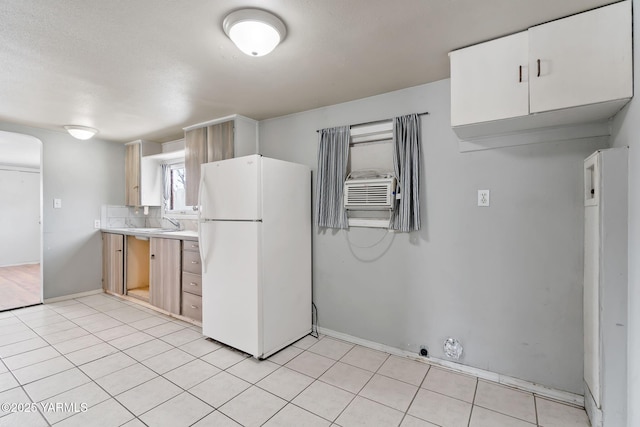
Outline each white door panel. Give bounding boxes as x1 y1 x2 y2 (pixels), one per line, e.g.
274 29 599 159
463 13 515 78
201 221 261 357
584 206 600 407
529 0 632 113
199 155 261 220
450 31 529 126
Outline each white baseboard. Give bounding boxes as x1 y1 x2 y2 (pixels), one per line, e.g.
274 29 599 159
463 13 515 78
583 381 602 427
43 289 104 303
317 326 585 408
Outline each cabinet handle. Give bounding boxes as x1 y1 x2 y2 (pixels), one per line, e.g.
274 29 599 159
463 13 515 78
519 65 522 83
537 59 541 77
189 282 198 286
191 261 199 264
150 254 155 259
116 249 122 252
190 305 199 309
191 244 198 249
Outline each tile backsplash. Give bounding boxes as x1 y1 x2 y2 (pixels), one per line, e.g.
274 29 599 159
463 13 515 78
101 205 197 231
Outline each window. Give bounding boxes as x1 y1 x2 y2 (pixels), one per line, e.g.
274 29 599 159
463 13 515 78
346 121 395 227
164 162 194 215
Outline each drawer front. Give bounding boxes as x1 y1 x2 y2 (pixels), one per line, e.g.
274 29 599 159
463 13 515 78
182 272 202 296
183 240 200 253
183 250 202 274
182 292 202 322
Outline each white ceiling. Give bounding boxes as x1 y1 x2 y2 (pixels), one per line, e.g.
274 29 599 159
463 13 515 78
0 0 617 143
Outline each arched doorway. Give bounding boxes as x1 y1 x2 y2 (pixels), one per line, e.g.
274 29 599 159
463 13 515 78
0 130 42 310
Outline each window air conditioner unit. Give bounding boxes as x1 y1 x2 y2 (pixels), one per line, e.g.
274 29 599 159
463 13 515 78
344 177 397 210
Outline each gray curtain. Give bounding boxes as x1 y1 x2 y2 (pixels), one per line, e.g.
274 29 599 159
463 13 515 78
390 114 421 232
315 126 350 229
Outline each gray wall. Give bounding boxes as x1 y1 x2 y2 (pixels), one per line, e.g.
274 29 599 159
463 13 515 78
0 169 40 266
259 79 608 394
0 121 124 299
610 1 639 425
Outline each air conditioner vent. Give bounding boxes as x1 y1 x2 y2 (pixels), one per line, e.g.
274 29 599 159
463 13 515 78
344 177 396 210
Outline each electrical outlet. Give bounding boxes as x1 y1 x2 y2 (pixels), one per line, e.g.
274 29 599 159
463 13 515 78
53 198 62 209
478 190 490 207
94 220 101 229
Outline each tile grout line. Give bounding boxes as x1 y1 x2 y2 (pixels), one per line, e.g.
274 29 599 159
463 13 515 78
31 296 163 425
1 311 57 426
468 379 480 427
2 297 155 426
4 298 589 427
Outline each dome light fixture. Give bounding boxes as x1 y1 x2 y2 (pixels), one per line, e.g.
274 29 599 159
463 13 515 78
223 8 286 57
64 125 98 140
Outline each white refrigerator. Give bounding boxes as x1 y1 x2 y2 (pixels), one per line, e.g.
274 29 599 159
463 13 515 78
198 154 311 359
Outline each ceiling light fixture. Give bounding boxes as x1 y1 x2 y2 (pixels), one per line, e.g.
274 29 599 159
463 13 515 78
64 125 98 140
223 8 286 57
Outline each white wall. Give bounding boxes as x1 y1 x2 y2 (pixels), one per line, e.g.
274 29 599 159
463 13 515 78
259 79 608 394
0 121 124 299
0 169 40 266
610 2 639 426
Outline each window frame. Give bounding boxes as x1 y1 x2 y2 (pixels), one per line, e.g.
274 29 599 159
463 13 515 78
162 159 197 219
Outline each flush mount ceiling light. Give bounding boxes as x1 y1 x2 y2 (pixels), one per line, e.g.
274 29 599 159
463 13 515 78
223 8 286 57
64 125 98 140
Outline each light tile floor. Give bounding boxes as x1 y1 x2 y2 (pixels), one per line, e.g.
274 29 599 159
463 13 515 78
0 293 591 427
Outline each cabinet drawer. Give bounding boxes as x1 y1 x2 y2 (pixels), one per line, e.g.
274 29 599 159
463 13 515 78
182 250 202 274
183 240 200 252
182 292 202 322
182 272 202 296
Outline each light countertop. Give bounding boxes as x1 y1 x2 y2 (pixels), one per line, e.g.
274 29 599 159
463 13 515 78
101 228 198 241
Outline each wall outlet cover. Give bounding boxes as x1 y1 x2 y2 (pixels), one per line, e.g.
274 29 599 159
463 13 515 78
478 190 490 207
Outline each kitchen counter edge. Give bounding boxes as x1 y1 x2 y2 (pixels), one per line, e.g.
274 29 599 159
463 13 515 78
101 228 198 241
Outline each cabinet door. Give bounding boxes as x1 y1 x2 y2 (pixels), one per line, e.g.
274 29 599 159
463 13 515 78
529 0 632 113
206 120 234 162
125 143 141 206
102 233 124 294
149 238 181 314
450 31 529 126
185 127 207 207
184 121 235 206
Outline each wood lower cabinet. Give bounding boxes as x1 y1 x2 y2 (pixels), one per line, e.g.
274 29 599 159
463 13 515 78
102 233 202 323
149 237 181 315
102 233 124 295
181 240 202 321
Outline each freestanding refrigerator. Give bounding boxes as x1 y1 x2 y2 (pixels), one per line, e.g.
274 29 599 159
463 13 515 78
198 154 311 359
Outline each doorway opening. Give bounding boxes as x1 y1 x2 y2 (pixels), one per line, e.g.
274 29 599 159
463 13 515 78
0 130 42 311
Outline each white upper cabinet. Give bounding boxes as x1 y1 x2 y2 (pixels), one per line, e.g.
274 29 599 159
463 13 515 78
528 0 632 114
450 1 632 144
450 31 529 126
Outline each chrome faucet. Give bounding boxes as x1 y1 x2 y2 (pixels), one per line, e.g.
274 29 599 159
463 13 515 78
164 216 182 231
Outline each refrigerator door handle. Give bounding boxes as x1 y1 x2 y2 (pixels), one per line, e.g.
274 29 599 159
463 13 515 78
198 225 207 274
198 167 208 274
198 166 207 220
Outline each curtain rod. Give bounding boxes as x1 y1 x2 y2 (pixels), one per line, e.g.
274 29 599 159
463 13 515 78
315 112 429 133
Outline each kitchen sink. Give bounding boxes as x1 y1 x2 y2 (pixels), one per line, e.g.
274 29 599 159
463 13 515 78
127 228 177 233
